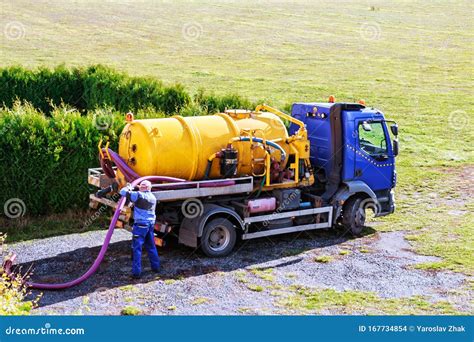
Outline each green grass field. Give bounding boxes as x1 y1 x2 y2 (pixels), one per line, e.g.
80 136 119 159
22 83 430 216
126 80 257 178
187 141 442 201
2 0 472 162
1 1 473 276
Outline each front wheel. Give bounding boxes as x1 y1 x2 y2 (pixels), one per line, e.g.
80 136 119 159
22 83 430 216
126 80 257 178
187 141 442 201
342 197 366 236
200 218 236 257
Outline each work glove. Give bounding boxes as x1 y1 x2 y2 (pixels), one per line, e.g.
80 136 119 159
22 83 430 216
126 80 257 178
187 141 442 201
119 184 133 197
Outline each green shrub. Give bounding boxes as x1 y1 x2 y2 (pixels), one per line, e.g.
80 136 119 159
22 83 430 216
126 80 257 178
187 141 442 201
0 103 123 215
194 89 254 113
178 101 208 117
161 83 191 113
0 65 84 113
0 66 257 217
0 65 190 115
0 65 255 116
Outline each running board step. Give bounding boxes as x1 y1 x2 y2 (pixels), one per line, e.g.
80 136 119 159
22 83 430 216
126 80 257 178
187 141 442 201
243 206 332 224
242 221 332 240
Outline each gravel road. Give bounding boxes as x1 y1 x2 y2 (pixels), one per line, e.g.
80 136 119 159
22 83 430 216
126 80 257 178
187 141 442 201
8 226 472 315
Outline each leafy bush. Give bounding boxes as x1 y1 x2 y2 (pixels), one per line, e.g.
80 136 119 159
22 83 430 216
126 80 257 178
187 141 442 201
0 66 256 217
0 65 83 113
177 101 208 117
0 65 256 116
0 65 190 115
194 89 254 113
0 103 123 215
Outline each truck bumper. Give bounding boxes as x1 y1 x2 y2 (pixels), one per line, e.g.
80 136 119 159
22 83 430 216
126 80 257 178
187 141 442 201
375 189 395 217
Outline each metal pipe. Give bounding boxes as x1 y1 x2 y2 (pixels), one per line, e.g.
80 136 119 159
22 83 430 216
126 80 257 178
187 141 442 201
254 104 306 138
236 136 287 162
204 152 219 180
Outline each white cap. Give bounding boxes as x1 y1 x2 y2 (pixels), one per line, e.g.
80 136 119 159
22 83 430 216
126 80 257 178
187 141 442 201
139 180 152 190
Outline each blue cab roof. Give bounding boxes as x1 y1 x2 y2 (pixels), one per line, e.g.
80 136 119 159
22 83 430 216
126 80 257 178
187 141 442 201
291 102 384 121
292 102 333 109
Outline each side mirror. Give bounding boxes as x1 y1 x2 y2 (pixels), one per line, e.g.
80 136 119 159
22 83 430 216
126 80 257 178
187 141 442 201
362 121 372 132
392 139 399 157
390 124 398 136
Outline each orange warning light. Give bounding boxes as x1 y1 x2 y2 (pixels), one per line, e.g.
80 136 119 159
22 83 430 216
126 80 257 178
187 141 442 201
125 112 134 122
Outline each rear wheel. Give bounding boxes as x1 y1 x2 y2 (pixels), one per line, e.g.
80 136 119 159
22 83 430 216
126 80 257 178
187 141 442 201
342 197 366 236
200 218 236 257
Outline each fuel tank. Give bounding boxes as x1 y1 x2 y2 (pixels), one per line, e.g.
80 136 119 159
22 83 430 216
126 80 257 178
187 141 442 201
118 110 290 180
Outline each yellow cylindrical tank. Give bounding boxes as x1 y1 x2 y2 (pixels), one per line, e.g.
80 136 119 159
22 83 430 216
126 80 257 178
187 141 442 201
118 111 290 180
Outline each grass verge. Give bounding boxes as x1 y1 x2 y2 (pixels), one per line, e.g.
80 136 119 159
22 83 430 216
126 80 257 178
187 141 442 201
375 166 473 275
1 209 110 243
280 286 463 315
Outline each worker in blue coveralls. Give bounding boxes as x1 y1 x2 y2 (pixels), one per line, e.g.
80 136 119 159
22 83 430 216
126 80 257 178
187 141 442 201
120 180 160 279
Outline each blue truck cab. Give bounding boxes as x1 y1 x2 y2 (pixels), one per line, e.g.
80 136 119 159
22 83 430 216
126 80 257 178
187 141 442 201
290 102 399 234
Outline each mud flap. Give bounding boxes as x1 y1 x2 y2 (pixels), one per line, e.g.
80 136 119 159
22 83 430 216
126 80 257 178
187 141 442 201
178 219 198 248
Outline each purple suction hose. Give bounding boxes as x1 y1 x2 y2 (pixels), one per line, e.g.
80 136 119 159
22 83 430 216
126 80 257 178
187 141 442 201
21 175 232 290
26 176 182 290
27 197 126 289
101 148 140 182
103 148 236 187
5 148 236 290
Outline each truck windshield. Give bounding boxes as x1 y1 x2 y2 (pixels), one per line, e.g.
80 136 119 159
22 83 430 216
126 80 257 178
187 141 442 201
358 122 388 158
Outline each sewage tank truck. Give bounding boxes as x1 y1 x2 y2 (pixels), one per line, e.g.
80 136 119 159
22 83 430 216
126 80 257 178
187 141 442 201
89 99 399 257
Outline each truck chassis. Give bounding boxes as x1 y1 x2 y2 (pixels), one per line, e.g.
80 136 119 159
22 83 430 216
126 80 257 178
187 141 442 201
88 167 336 256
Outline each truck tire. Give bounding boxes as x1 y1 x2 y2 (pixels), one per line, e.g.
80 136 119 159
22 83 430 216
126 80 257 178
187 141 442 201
200 218 236 257
342 197 366 236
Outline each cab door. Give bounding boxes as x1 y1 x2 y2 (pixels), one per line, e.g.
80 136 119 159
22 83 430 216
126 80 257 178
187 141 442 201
354 120 394 191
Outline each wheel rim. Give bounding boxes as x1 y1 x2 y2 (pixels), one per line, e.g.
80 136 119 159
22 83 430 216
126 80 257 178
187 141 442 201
355 207 366 227
208 226 231 252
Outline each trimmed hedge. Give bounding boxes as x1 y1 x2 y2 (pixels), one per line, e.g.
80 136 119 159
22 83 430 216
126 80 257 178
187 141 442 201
0 66 256 216
0 65 191 115
194 89 254 113
0 65 255 116
0 104 123 215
